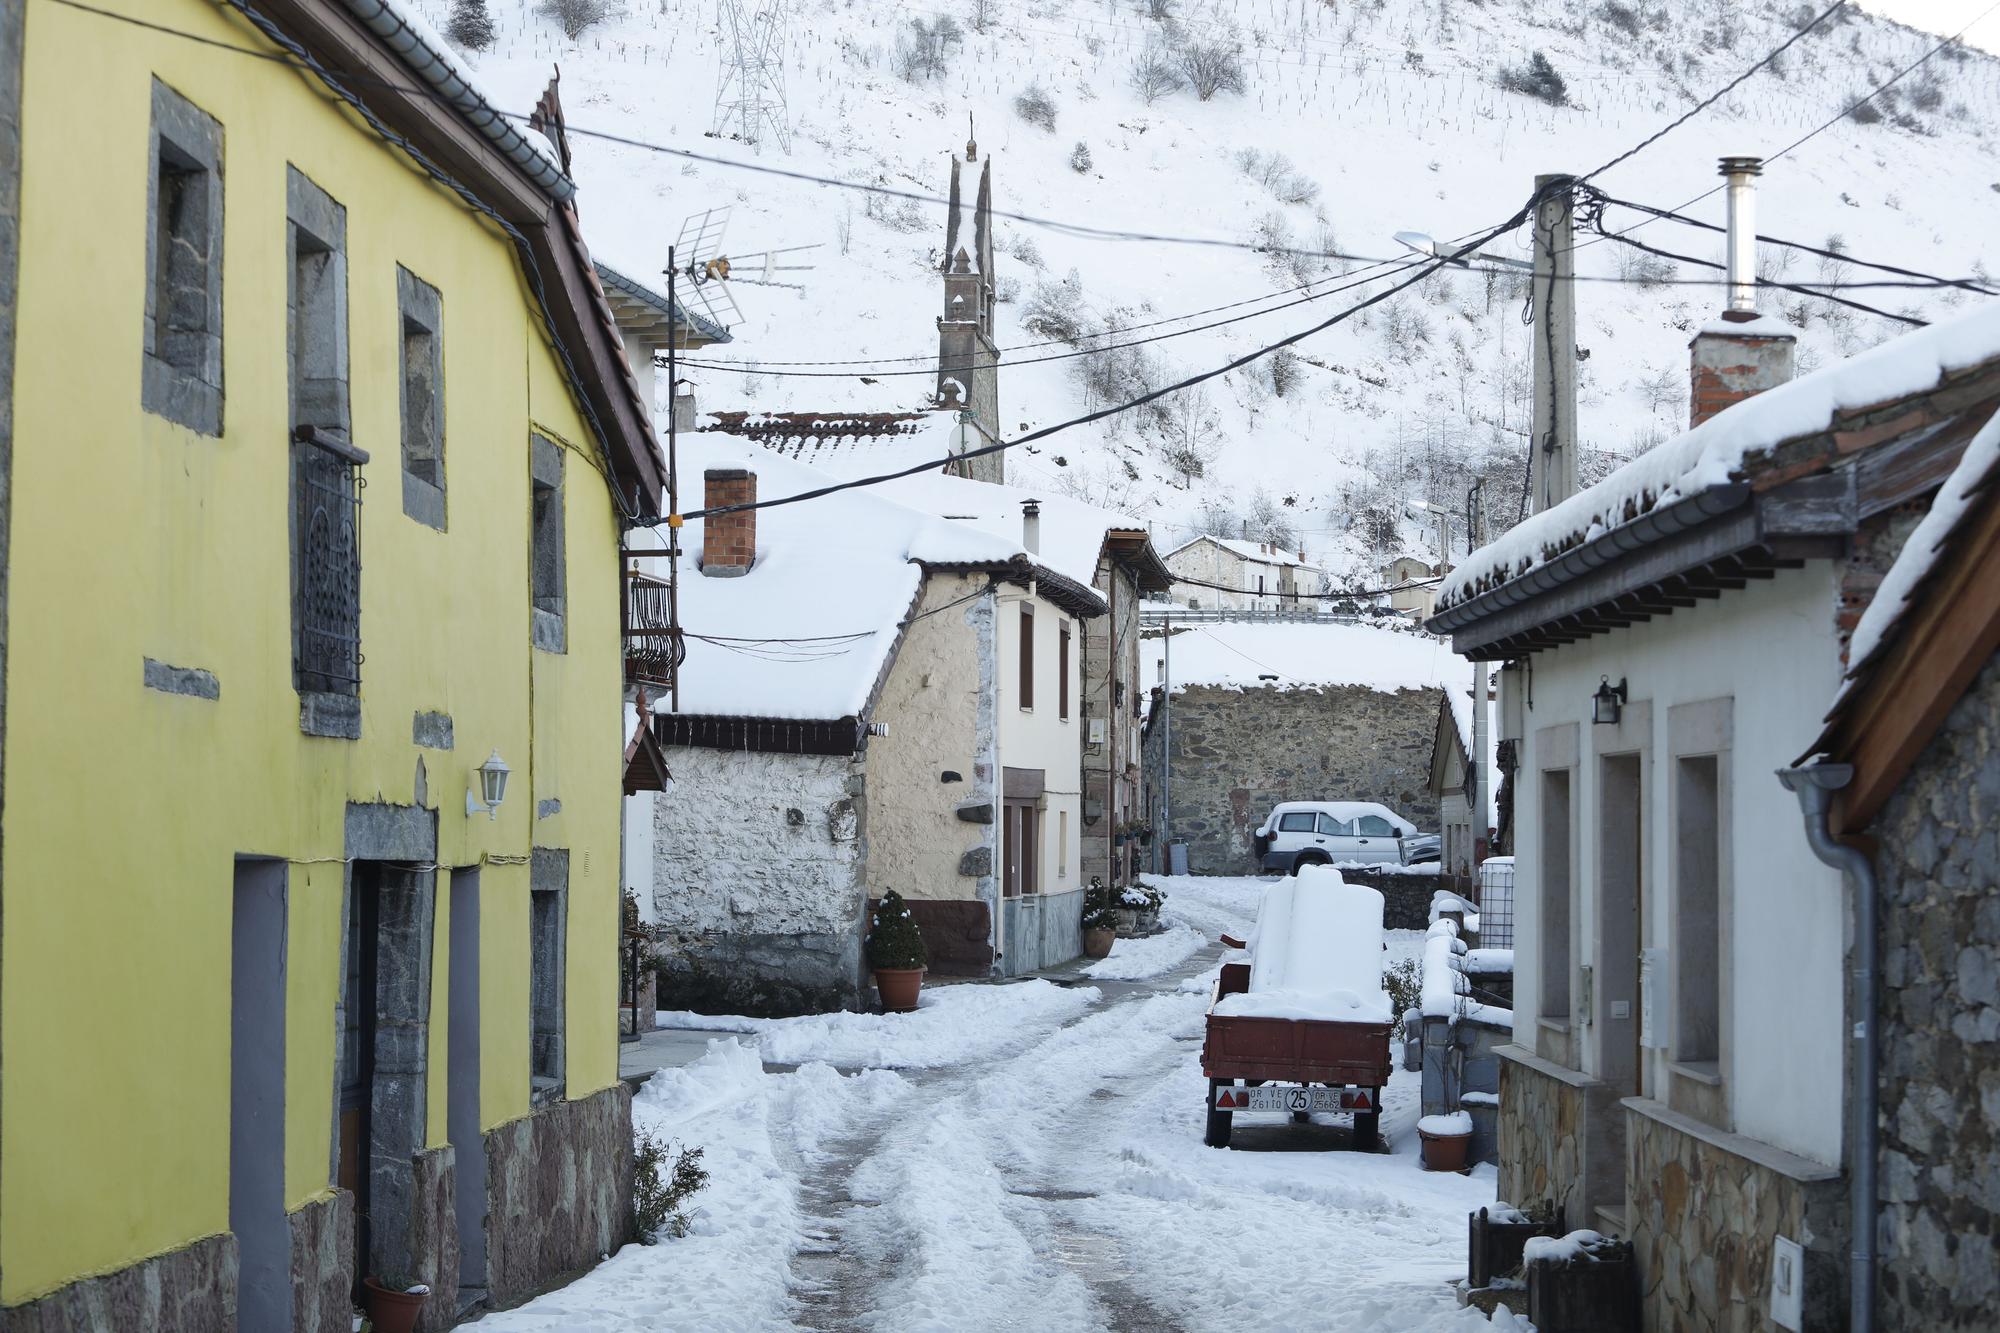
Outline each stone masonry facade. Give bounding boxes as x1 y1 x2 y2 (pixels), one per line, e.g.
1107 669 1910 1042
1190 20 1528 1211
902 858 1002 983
1497 1051 1588 1229
1871 649 2000 1329
1625 1103 1845 1332
1143 683 1441 874
486 1083 635 1310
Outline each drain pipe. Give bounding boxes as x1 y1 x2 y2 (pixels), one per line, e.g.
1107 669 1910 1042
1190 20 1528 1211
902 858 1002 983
1776 761 1875 1333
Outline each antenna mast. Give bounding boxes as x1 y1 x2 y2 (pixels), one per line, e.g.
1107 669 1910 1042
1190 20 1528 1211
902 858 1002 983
712 0 793 152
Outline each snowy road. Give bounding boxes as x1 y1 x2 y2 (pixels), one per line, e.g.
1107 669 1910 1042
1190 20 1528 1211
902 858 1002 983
479 877 1514 1332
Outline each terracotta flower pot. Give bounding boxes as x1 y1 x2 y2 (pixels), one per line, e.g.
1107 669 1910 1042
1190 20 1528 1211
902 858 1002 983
1083 926 1117 958
362 1278 426 1333
874 966 925 1012
1419 1127 1472 1173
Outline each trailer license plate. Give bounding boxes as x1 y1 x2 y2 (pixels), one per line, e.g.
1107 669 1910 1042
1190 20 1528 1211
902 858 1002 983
1214 1086 1374 1113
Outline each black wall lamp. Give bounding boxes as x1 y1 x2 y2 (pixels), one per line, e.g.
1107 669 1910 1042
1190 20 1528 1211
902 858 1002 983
1593 676 1628 725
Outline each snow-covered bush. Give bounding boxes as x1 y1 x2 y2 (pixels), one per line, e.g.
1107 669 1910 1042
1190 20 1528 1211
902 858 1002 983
1084 878 1121 931
1005 232 1045 269
1069 140 1094 173
1238 149 1319 206
867 891 929 970
448 0 497 50
1160 388 1220 484
1130 43 1185 103
1847 97 1883 125
539 0 617 40
1176 31 1246 100
1023 271 1086 344
896 15 964 82
968 0 997 34
1598 1 1641 37
1014 84 1059 132
1499 50 1568 105
1268 347 1303 398
1613 247 1676 289
633 1133 708 1241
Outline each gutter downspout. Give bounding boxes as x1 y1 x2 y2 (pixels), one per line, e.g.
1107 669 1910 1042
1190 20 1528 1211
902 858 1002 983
1776 761 1875 1333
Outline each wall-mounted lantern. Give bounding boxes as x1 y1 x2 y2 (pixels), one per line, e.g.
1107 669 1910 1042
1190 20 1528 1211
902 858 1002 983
1592 676 1628 726
467 749 512 820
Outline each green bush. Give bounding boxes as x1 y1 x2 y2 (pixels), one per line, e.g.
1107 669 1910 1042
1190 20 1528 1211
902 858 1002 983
867 890 929 970
1084 877 1121 931
633 1132 708 1242
1385 957 1422 1018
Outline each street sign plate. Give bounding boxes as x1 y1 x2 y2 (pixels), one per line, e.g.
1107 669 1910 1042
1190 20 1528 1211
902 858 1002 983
1214 1085 1374 1113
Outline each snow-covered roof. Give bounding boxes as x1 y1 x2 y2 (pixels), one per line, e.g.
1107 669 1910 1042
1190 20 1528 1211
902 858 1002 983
701 410 972 479
1439 305 2000 612
1839 410 2000 696
1168 533 1323 572
592 254 732 347
1149 622 1458 694
873 472 1149 591
653 436 1022 722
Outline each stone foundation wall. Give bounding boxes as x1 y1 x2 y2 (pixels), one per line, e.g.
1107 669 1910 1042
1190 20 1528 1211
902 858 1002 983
1871 649 2000 1329
1624 1099 1845 1333
410 1145 460 1332
486 1081 635 1309
1 1234 237 1332
655 927 863 1016
1142 683 1442 875
289 1189 356 1333
1496 1046 1625 1232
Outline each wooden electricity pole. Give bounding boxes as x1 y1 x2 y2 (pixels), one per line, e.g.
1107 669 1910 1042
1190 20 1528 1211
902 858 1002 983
1530 174 1579 515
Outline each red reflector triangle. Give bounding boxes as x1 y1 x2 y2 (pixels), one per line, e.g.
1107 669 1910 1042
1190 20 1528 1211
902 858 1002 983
1351 1091 1371 1109
1221 1090 1239 1108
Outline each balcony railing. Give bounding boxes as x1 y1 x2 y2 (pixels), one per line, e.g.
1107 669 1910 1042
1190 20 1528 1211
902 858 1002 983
623 565 682 691
295 425 366 694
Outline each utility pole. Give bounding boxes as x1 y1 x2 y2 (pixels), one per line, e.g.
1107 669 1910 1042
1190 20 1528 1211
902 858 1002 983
1530 173 1578 514
666 245 683 714
1159 627 1172 876
1466 481 1488 877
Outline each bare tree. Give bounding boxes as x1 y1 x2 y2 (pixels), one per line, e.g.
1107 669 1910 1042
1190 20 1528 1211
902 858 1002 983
1177 33 1246 100
895 15 963 82
1130 44 1185 104
539 0 615 40
968 0 997 34
1160 388 1220 485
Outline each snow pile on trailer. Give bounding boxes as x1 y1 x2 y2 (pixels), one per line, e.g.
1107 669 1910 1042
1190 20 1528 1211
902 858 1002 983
1212 865 1392 1022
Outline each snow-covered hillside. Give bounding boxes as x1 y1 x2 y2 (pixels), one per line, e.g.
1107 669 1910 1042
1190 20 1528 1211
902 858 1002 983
434 0 1999 580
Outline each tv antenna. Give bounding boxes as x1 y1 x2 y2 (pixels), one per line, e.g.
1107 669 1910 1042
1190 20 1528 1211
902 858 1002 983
711 0 792 152
671 208 820 331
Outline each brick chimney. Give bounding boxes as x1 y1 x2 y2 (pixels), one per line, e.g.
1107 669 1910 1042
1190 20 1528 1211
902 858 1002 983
702 468 755 577
1688 156 1795 428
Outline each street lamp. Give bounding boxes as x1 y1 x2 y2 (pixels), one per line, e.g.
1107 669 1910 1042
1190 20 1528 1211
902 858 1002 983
1393 229 1535 272
1593 677 1629 726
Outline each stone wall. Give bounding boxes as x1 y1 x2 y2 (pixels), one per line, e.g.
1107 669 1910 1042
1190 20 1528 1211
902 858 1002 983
289 1189 356 1333
1624 1100 1845 1333
486 1082 635 1311
1143 683 1442 874
1495 1046 1626 1235
652 746 867 1014
1 1234 236 1332
1871 649 2000 1329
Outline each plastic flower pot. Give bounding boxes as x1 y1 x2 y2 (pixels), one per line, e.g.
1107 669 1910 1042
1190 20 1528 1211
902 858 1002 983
1419 1126 1473 1172
362 1278 427 1333
874 967 924 1012
1083 926 1117 958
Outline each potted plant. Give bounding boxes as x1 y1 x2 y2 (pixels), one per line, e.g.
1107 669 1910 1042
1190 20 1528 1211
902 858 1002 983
1082 877 1118 958
1117 880 1164 935
868 890 928 1012
1418 1110 1474 1172
361 1274 429 1333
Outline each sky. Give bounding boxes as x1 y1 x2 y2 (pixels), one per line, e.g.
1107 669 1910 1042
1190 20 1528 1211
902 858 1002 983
1857 0 2000 51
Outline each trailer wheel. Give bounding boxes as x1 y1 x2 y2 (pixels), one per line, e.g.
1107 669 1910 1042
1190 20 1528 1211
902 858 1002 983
1204 1079 1234 1149
1353 1104 1382 1153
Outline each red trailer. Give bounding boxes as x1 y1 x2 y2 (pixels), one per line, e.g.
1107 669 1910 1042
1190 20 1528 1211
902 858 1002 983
1200 935 1394 1150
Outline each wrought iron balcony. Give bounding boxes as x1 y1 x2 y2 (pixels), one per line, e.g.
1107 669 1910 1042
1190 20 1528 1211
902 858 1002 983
623 565 682 691
295 425 367 694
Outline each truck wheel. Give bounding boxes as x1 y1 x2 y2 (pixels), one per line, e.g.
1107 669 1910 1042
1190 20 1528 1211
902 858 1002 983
1204 1079 1234 1149
1353 1107 1381 1153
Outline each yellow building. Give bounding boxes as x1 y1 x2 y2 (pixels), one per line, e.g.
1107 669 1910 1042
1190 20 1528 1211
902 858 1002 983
0 1 721 1326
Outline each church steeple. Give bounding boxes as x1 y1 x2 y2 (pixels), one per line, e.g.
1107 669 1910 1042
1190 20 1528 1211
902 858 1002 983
936 145 1002 484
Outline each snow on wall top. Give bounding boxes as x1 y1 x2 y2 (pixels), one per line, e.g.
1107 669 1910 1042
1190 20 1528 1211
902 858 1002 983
1439 305 2000 613
646 436 1022 721
1149 622 1458 694
1168 534 1323 571
1445 675 1498 827
1839 409 2000 697
700 411 970 479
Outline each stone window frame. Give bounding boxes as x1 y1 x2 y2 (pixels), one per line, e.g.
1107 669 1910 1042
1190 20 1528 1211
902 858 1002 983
1534 721 1580 1071
1666 697 1733 1131
1058 620 1071 721
397 266 446 530
142 78 224 436
529 848 568 1106
1590 699 1653 1100
530 435 566 653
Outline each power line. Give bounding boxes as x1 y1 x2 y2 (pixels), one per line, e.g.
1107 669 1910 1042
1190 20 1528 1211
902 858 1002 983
1591 229 1928 326
1162 571 1445 602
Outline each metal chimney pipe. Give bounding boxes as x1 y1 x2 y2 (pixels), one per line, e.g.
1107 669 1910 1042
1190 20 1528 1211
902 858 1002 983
1021 499 1041 555
1719 155 1762 314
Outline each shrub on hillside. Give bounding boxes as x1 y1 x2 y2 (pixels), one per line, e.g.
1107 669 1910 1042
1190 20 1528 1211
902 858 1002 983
1598 1 1641 37
448 0 497 49
1177 34 1246 100
895 15 963 82
1130 43 1185 103
1499 50 1568 105
1014 84 1059 131
1069 140 1094 173
1023 271 1086 344
539 0 616 40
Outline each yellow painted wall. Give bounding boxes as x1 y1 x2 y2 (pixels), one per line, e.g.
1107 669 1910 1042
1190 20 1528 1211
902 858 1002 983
1 0 628 1304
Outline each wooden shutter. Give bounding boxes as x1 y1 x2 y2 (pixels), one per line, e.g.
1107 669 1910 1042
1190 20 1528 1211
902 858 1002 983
1019 604 1035 710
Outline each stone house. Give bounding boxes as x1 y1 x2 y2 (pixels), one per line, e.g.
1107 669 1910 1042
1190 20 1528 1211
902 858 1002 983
1429 299 2000 1330
1427 684 1495 889
647 442 1104 1014
1796 406 2000 1332
1382 554 1440 619
1164 533 1324 611
1140 623 1455 874
0 17 711 1329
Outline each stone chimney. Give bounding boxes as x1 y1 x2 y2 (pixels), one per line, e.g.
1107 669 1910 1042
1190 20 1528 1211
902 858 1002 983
702 468 755 577
1021 498 1041 554
1688 156 1795 428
